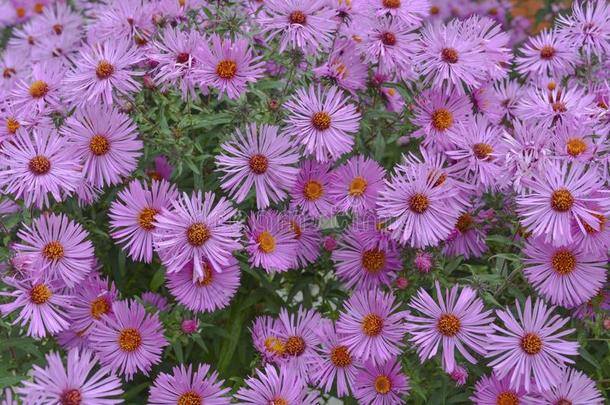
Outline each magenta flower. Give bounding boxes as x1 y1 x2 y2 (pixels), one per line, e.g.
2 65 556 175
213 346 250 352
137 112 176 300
195 34 264 99
251 315 286 363
290 160 335 218
246 210 298 273
486 297 579 392
181 319 199 334
153 191 242 277
336 288 408 363
141 292 169 312
531 367 604 405
284 85 361 162
89 0 155 45
516 86 596 128
365 0 430 27
516 29 577 79
15 213 94 288
166 257 240 313
460 15 511 81
332 227 401 290
353 357 410 405
89 299 168 381
0 48 27 93
470 373 532 404
11 60 65 113
148 364 231 405
0 128 81 209
67 273 118 336
283 212 322 268
493 79 524 121
109 179 178 263
313 39 368 94
328 156 386 215
443 211 489 259
235 364 311 404
64 39 143 106
523 237 607 308
408 282 494 372
551 121 596 163
571 201 610 253
61 103 143 188
0 276 70 338
216 123 299 209
147 155 173 181
556 0 610 61
16 349 123 404
449 365 468 386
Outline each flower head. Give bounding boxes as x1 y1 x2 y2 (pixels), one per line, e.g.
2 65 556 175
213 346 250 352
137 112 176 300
470 373 532 404
353 357 410 405
148 364 231 405
290 160 335 218
329 156 386 215
246 210 298 273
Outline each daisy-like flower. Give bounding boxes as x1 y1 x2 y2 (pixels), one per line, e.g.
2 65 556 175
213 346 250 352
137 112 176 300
332 226 401 290
246 211 298 273
166 257 240 313
89 299 168 381
284 85 361 162
556 0 610 61
195 34 264 100
0 276 70 338
109 179 178 263
414 20 484 94
311 321 361 397
516 161 604 246
153 191 242 277
313 39 368 95
471 83 504 124
516 29 577 79
15 213 94 288
257 0 337 53
470 373 532 405
523 238 607 308
366 0 430 27
61 103 143 188
336 288 408 363
411 89 472 152
16 349 123 404
283 212 322 268
251 315 287 363
0 128 81 209
516 86 596 128
11 59 65 113
407 282 494 372
443 211 489 259
64 39 143 106
328 156 386 215
216 123 299 209
460 15 511 82
149 364 231 405
89 0 155 45
377 164 464 248
532 367 604 405
353 357 410 405
0 48 28 93
571 200 610 253
67 273 118 336
493 79 524 121
486 297 579 392
290 160 335 218
141 292 169 312
276 306 322 382
147 155 173 181
235 364 312 404
551 121 596 163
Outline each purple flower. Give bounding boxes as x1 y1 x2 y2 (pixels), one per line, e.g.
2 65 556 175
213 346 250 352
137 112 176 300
142 291 169 312
449 365 468 386
235 364 312 404
195 34 264 100
470 373 532 404
89 0 156 45
283 212 322 267
216 123 299 209
556 0 610 61
353 357 410 405
516 29 577 79
166 257 240 313
493 79 524 121
148 364 231 404
11 60 65 113
486 297 579 392
290 160 335 218
246 210 298 273
523 237 607 308
443 211 489 259
407 282 494 372
251 315 286 363
148 155 173 181
551 121 596 163
89 299 168 381
365 0 430 27
329 156 386 215
516 86 596 128
336 288 408 363
284 85 361 162
153 191 242 277
531 367 604 405
66 273 118 337
61 103 143 188
16 349 123 404
109 179 178 263
460 15 511 81
313 39 367 94
181 319 199 334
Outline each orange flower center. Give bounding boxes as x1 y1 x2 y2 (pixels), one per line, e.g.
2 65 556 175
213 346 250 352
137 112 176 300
216 60 237 80
551 249 576 275
381 32 397 46
550 188 574 212
264 336 285 355
43 241 64 261
437 313 461 336
138 207 158 231
177 391 202 405
257 231 276 253
330 345 352 367
362 249 386 273
303 180 323 201
118 328 142 352
6 117 20 134
269 399 288 405
430 5 440 14
29 80 49 98
33 3 44 13
284 335 306 356
89 134 110 156
29 155 51 175
456 213 474 233
53 24 63 35
187 223 211 246
15 7 26 18
362 313 383 336
289 10 306 24
96 60 114 79
520 333 542 355
349 176 368 197
290 220 301 239
409 193 429 213
3 67 16 78
249 154 269 174
374 375 392 394
431 108 453 131
473 143 493 159
383 0 401 8
311 111 332 130
583 214 606 234
566 138 587 157
496 391 519 405
30 283 52 304
552 102 567 113
195 263 214 287
441 48 459 64
90 297 111 320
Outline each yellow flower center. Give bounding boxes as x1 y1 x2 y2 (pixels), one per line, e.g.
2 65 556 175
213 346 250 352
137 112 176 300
311 111 332 130
550 188 574 212
473 143 493 159
195 263 214 287
409 193 429 214
138 207 158 231
95 60 114 79
361 249 386 273
284 335 306 356
566 138 587 157
177 391 202 405
29 80 49 98
29 155 51 175
187 223 210 246
89 134 110 156
303 180 323 201
264 336 285 355
6 117 20 134
374 375 392 394
330 345 352 367
520 333 542 355
118 328 142 352
496 391 520 405
349 176 368 197
270 399 288 405
249 154 269 174
551 249 577 275
257 231 276 253
90 297 111 320
362 313 383 336
30 283 52 304
43 241 64 261
431 108 453 131
437 313 461 336
216 60 237 80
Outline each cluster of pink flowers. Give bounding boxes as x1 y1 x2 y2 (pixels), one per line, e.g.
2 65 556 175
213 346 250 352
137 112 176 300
0 0 608 403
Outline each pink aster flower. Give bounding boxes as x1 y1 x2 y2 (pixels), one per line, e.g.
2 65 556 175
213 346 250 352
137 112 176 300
64 39 143 106
235 364 312 404
246 210 298 273
283 212 322 267
290 160 335 218
336 288 408 363
486 297 579 392
166 257 240 313
0 128 81 209
67 273 118 337
61 103 143 188
353 357 410 405
15 213 94 288
88 0 155 46
311 321 361 397
313 39 367 95
109 179 178 263
571 201 610 253
10 59 65 113
411 89 472 152
328 156 386 215
449 365 468 386
251 315 287 363
470 373 532 404
216 123 299 209
89 299 168 381
153 191 242 277
531 367 604 405
284 85 360 162
443 211 489 259
556 0 610 62
141 291 169 312
257 0 337 53
16 349 123 404
1 388 17 405
516 161 604 247
523 237 607 308
493 79 524 121
181 319 199 334
195 34 264 100
0 48 28 93
407 282 494 372
471 83 504 124
460 15 511 81
516 86 596 128
147 155 173 181
516 29 578 79
149 364 231 405
366 0 430 27
0 276 71 338
551 121 597 163
332 226 401 290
